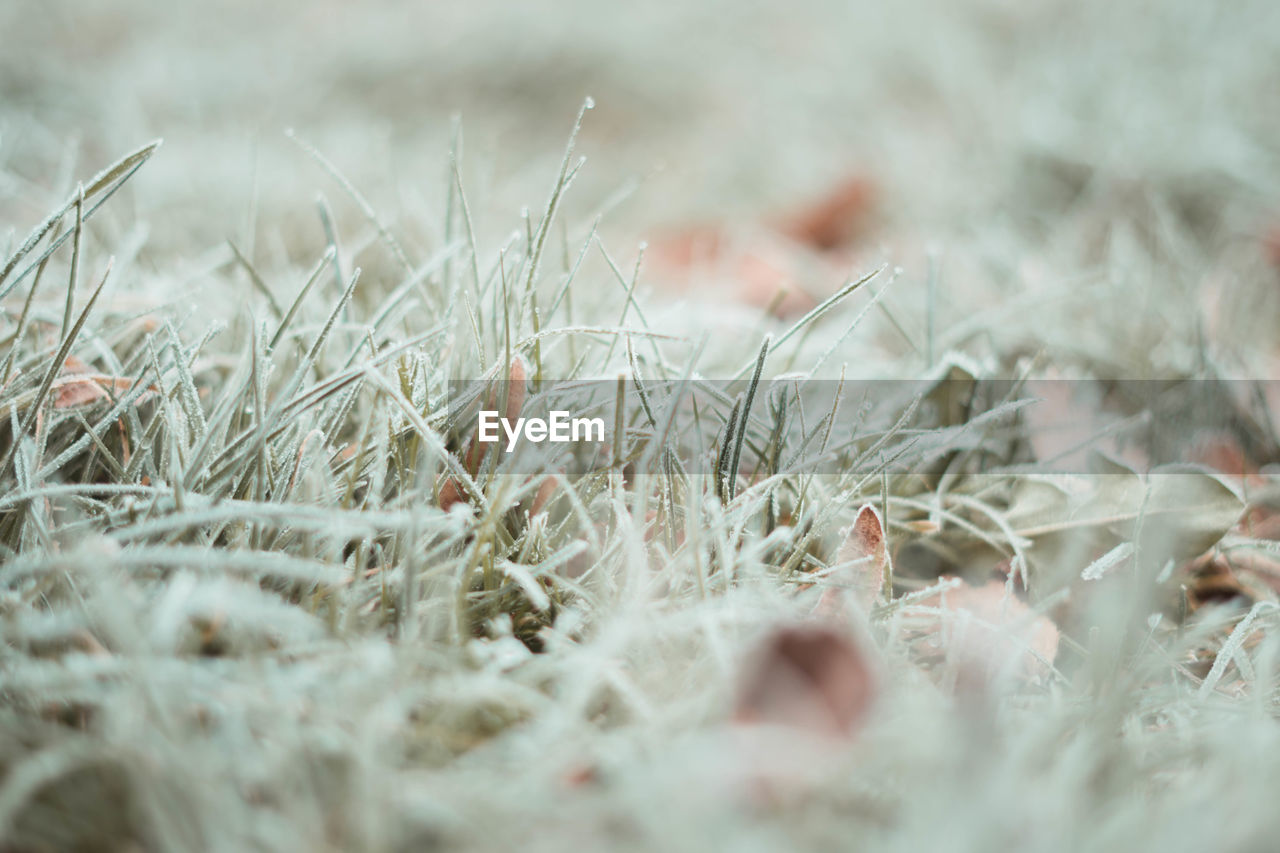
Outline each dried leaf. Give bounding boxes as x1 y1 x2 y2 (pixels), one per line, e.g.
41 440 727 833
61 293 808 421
734 624 877 738
821 504 890 614
529 475 560 517
437 476 467 513
648 226 822 318
502 354 528 425
1184 431 1261 481
775 176 876 251
750 260 813 317
52 374 142 409
1021 376 1137 470
1185 553 1253 611
922 579 1060 683
1006 463 1244 575
52 356 155 410
1242 505 1280 541
905 519 940 535
1264 222 1280 268
53 377 109 409
648 225 725 271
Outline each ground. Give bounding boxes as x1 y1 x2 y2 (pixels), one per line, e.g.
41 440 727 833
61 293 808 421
2 2 1280 851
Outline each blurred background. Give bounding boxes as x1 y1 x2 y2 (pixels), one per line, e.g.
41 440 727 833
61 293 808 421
3 0 1280 372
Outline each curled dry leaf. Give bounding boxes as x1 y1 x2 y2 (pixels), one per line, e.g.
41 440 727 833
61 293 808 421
818 503 890 616
734 623 877 739
53 375 150 409
504 354 528 414
54 355 157 410
53 377 113 409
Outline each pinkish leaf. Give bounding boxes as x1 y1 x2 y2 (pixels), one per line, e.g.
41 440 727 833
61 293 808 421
819 503 890 615
922 579 1060 685
503 354 528 425
647 225 822 319
52 375 146 409
775 175 876 252
734 624 877 738
53 378 109 409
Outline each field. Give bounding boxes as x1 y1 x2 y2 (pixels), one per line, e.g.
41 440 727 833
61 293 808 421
2 2 1280 850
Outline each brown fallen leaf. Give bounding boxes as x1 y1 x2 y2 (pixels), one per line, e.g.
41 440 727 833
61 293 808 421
646 174 877 320
53 377 111 408
503 356 527 414
1003 462 1244 578
1225 549 1280 597
732 239 820 318
54 355 156 410
52 374 147 409
559 761 601 790
1242 505 1280 541
646 224 726 271
734 623 877 739
436 477 468 513
528 474 561 518
648 226 819 318
1020 375 1142 472
1263 221 1280 268
1184 553 1253 611
917 579 1059 686
774 176 876 252
818 503 890 616
1183 430 1269 487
